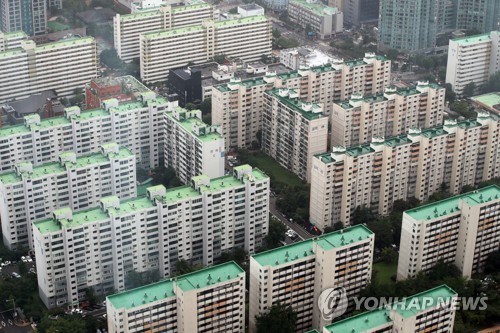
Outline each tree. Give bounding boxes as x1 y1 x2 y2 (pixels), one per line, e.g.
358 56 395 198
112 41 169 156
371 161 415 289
255 303 297 333
229 7 238 14
185 103 196 110
351 206 375 225
484 250 500 274
367 218 393 250
305 23 313 35
462 82 476 97
444 83 456 103
199 98 211 115
272 28 281 39
262 218 287 250
381 247 398 264
84 288 98 306
100 48 123 69
175 259 203 275
482 71 500 93
213 54 226 64
151 166 182 188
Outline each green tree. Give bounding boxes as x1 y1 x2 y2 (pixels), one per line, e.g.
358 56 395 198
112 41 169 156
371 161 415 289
484 250 500 274
367 218 393 250
305 23 313 35
100 48 123 69
175 259 203 275
84 288 98 306
185 103 196 110
381 247 398 264
151 166 182 188
229 7 238 14
482 71 500 93
262 218 287 250
351 205 375 225
444 83 456 103
199 98 211 115
213 54 226 64
255 303 297 333
18 261 28 275
462 82 476 97
272 28 281 39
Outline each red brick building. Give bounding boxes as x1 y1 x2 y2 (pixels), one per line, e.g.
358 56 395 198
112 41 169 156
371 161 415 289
85 76 149 110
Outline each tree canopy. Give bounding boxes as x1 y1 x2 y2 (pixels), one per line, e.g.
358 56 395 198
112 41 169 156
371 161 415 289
255 303 297 333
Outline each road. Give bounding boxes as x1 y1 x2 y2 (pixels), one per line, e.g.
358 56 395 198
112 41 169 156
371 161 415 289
269 196 314 241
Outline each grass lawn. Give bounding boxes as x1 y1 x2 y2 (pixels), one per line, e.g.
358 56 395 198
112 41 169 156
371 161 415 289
47 21 71 32
238 151 304 188
373 261 397 285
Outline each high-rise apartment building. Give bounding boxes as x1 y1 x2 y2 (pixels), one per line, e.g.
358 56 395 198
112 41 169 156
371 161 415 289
212 53 391 149
164 107 225 184
262 88 328 182
249 225 374 332
0 37 98 103
0 92 172 173
288 0 343 38
113 0 214 62
106 262 246 333
33 166 269 308
378 0 451 52
310 113 500 229
455 0 500 33
0 144 136 249
0 0 47 38
140 16 272 82
323 285 457 333
46 0 62 10
446 31 500 96
0 30 28 51
398 185 500 280
342 0 379 26
331 82 445 147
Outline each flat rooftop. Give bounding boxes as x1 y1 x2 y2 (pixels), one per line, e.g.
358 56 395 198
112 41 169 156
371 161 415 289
165 108 223 142
472 92 500 112
266 89 326 121
324 309 392 333
290 0 338 16
452 33 491 46
405 185 500 221
107 262 244 310
251 225 373 267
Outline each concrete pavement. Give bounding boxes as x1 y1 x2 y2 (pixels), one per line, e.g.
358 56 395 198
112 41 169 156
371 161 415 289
269 196 314 241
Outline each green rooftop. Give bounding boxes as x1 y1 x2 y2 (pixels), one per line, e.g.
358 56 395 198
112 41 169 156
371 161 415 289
324 285 456 332
391 285 456 318
252 225 373 267
142 24 204 39
472 92 500 111
266 89 326 121
165 108 223 142
119 1 211 20
34 37 95 53
107 262 244 310
0 148 133 184
175 261 244 292
215 15 267 28
405 185 500 221
324 309 392 333
1 31 28 39
290 0 338 16
452 33 491 46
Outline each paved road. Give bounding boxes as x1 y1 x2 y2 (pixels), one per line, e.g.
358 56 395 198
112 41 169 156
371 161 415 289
269 196 315 240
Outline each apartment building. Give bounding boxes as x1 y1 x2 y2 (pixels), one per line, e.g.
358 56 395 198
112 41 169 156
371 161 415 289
323 285 457 333
249 225 374 332
113 0 214 62
140 16 272 82
0 37 98 103
0 31 28 51
106 262 245 333
310 113 500 230
33 165 269 308
455 0 500 33
288 0 343 38
262 88 328 182
0 143 136 250
0 0 47 38
331 82 445 147
446 31 500 96
212 53 391 149
0 92 173 173
398 185 500 280
164 107 224 184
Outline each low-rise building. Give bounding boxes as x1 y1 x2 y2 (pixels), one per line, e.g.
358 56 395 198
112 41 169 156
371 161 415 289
310 113 500 229
164 107 224 184
33 166 269 308
85 76 150 110
168 68 203 107
238 3 265 17
140 16 272 82
262 88 328 182
0 144 136 249
0 37 98 103
471 92 500 116
323 285 457 333
106 262 246 333
288 0 343 38
249 225 374 332
280 47 334 70
398 185 500 280
331 82 445 147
